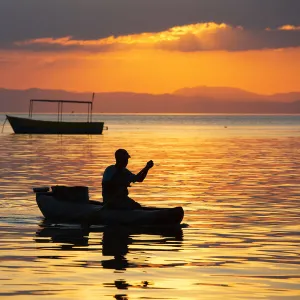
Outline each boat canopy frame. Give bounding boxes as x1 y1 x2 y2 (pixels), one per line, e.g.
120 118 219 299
28 99 94 122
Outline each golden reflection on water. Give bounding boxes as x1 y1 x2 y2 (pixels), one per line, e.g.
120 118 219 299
0 124 300 300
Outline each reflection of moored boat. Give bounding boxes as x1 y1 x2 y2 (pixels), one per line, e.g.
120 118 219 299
6 98 105 134
34 186 184 226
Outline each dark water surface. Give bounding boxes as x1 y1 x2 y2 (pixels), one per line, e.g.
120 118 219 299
1 114 300 299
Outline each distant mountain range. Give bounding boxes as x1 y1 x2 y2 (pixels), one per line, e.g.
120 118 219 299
0 87 299 114
174 86 300 103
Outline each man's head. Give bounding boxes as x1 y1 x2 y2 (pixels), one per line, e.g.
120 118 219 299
115 149 131 167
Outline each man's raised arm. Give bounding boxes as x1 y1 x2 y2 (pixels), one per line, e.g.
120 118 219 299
135 160 154 182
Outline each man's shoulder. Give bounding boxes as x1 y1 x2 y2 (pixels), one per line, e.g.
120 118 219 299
102 165 116 182
104 165 116 172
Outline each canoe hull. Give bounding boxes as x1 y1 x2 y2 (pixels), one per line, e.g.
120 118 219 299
6 115 104 134
36 194 184 226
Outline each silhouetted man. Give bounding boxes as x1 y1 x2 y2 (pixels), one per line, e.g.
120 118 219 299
102 149 154 209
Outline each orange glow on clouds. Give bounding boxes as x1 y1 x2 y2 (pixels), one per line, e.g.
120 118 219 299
15 23 238 51
278 25 300 31
1 22 300 95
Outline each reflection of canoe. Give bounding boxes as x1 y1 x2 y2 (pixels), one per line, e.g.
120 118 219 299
36 223 183 246
6 115 104 134
36 193 184 226
35 223 184 270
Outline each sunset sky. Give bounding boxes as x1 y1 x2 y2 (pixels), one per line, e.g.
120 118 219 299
0 0 300 95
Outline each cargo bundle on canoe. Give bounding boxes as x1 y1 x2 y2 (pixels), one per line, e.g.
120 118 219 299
34 186 184 226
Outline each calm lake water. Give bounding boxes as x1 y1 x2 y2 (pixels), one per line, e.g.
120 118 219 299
1 114 300 300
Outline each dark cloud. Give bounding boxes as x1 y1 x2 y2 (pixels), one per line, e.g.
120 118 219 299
157 27 300 52
0 0 300 51
12 40 119 53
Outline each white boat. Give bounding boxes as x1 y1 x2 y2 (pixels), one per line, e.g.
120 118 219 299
6 97 105 134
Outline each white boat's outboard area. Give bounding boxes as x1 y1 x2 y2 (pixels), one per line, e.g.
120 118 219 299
33 186 184 226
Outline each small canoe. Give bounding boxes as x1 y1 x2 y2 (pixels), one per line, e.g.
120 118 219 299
36 193 184 226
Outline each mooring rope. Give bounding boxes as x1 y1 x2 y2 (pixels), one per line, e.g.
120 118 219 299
1 116 7 133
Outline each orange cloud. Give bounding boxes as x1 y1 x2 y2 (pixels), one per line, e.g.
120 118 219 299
14 22 300 53
15 23 232 50
278 25 300 31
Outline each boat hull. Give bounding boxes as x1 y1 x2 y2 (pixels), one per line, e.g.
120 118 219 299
6 115 104 134
36 194 184 226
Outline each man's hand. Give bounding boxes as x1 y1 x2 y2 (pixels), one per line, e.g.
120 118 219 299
135 160 154 182
146 160 154 169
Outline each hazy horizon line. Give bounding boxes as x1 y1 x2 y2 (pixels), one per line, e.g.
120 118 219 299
1 86 300 96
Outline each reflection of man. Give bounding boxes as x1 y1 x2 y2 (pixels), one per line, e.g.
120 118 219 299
102 149 154 209
101 226 130 270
